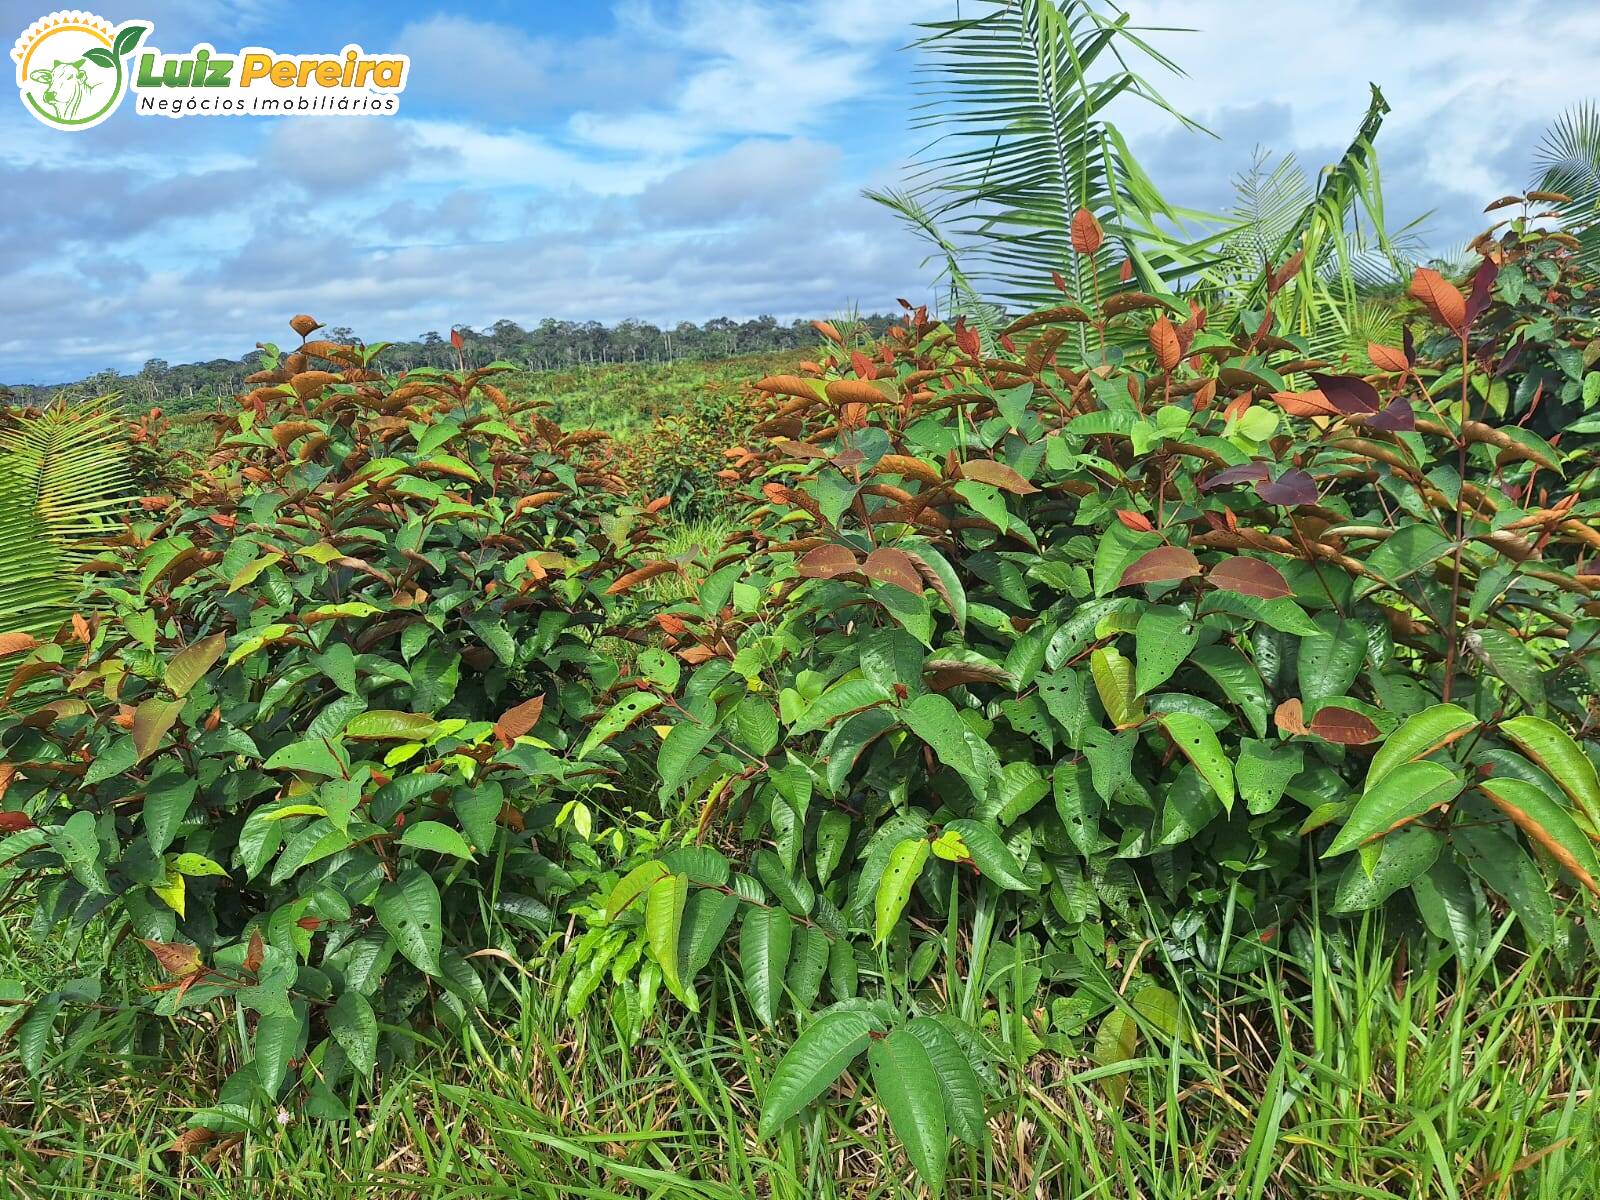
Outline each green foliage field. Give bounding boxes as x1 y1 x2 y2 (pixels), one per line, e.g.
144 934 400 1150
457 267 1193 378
3 2 1600 1196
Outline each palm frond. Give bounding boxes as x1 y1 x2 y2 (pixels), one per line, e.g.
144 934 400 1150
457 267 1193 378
0 396 133 650
1532 101 1600 274
881 0 1227 349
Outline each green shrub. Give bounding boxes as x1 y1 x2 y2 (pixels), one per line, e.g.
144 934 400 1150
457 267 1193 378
0 317 669 1124
575 209 1600 1191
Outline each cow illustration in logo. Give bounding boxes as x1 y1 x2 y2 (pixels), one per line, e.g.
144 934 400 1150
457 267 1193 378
11 11 147 130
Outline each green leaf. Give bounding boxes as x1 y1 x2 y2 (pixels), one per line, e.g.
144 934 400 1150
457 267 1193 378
740 905 793 1026
253 1008 304 1097
375 867 442 976
398 820 474 859
1090 646 1142 728
681 889 740 979
868 1027 948 1197
1332 827 1442 913
903 1016 985 1147
1472 628 1544 709
578 692 662 759
757 1003 883 1139
657 718 716 797
142 772 197 856
166 633 226 698
1159 711 1235 812
1365 703 1478 791
756 848 816 917
1457 827 1554 943
791 678 893 737
607 860 670 920
346 710 442 741
645 872 691 1007
1134 606 1197 695
901 693 995 802
875 837 930 944
1499 715 1600 826
1327 761 1463 856
330 990 378 1076
1297 612 1365 705
1479 777 1600 897
1234 739 1301 815
1092 1007 1139 1104
132 697 184 763
940 819 1029 890
1189 645 1268 738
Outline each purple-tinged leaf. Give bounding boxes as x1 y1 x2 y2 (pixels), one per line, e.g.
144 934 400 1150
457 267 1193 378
1200 463 1272 493
1465 259 1500 327
1308 372 1380 415
1255 469 1318 507
1367 397 1416 432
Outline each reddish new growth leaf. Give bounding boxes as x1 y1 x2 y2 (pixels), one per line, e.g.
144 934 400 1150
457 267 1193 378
450 327 465 350
1274 698 1309 736
1200 463 1271 493
0 631 41 657
1121 545 1202 587
1208 555 1292 600
0 811 35 833
1409 267 1467 333
1051 270 1070 294
850 350 878 381
1368 342 1410 373
1116 509 1155 533
1367 397 1417 432
1148 316 1182 372
494 695 546 749
797 544 860 579
1268 389 1341 419
1071 208 1104 256
959 459 1038 494
606 561 679 595
953 319 981 360
1119 258 1134 283
1308 705 1381 745
862 548 924 595
143 939 202 978
812 319 843 344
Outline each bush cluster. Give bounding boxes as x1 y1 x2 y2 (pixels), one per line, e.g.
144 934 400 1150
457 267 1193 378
3 209 1599 1185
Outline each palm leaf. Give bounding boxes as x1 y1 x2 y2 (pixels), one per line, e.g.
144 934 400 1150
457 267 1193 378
873 0 1227 347
1533 101 1600 275
0 396 133 652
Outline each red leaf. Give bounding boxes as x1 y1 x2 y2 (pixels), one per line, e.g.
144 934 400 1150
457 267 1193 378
1268 389 1341 419
1119 258 1134 283
1409 267 1467 332
1368 342 1409 373
1115 509 1154 533
862 548 924 595
1051 270 1070 294
1207 555 1292 600
0 811 35 833
1120 546 1202 588
953 319 981 360
450 328 465 350
1367 397 1416 432
1071 208 1104 255
0 632 41 658
796 544 860 579
494 695 546 749
1308 705 1381 745
1148 317 1181 372
1274 698 1309 736
850 350 878 381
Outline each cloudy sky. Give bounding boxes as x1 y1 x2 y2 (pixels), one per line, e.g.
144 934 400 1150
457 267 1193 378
1 0 1595 382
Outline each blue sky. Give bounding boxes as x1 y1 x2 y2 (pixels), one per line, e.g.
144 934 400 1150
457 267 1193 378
1 0 1596 382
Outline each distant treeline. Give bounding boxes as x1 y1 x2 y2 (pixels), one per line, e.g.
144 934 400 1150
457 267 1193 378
0 313 899 411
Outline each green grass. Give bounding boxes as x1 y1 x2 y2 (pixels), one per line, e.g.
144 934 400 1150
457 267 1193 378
4 909 1595 1199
